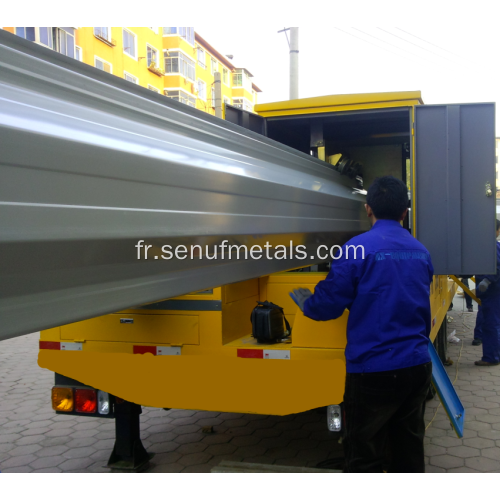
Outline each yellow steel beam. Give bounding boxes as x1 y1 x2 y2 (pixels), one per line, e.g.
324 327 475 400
449 275 481 305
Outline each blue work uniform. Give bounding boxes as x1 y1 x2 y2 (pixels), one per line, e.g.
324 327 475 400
303 219 434 373
476 241 500 364
474 305 483 341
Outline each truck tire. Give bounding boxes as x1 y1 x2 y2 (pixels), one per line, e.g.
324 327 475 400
434 316 448 365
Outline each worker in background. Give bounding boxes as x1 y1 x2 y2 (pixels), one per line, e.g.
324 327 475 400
474 219 500 366
290 176 434 473
461 277 474 312
472 306 483 346
448 276 473 313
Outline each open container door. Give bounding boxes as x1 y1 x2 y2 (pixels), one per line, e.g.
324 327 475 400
415 103 496 275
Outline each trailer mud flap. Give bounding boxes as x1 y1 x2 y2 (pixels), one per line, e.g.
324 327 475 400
428 341 465 438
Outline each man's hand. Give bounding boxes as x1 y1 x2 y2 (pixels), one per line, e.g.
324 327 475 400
478 279 491 293
289 288 313 312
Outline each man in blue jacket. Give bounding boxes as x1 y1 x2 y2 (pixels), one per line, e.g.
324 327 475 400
291 176 434 473
474 219 500 366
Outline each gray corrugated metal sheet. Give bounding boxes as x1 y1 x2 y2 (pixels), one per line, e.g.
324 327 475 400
0 31 369 340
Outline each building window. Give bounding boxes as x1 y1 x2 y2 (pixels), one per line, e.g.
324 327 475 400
124 72 138 84
211 87 216 107
197 79 206 101
39 27 53 48
232 69 252 90
211 58 218 75
180 27 194 45
233 98 253 112
223 96 231 105
15 27 35 41
75 46 82 61
95 56 112 73
94 27 110 41
165 51 195 81
16 27 53 48
222 67 229 86
123 29 137 59
148 85 160 93
147 45 159 68
197 47 206 69
93 27 115 46
233 73 242 87
165 89 196 107
53 28 75 58
162 27 194 46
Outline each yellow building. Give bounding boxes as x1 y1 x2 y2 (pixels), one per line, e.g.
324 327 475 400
4 27 262 115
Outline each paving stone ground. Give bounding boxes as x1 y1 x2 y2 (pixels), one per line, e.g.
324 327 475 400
1 293 499 473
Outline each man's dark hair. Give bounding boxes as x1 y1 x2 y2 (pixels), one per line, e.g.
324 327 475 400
497 219 500 231
366 176 408 221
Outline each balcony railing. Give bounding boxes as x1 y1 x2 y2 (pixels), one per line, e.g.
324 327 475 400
147 64 165 77
94 32 116 47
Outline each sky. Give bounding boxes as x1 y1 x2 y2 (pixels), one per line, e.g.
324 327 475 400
7 0 500 131
198 26 498 130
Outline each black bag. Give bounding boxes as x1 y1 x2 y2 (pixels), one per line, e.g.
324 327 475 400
250 301 291 344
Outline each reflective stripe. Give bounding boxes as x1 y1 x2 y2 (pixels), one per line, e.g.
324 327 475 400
61 342 83 351
237 349 290 360
133 346 156 355
133 345 182 355
39 341 82 351
157 346 181 356
263 350 290 360
237 349 263 359
39 341 60 350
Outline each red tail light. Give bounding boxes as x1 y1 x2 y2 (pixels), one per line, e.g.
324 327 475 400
75 389 97 413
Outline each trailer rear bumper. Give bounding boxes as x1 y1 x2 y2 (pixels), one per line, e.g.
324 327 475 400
39 348 346 416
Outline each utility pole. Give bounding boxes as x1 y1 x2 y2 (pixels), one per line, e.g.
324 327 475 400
278 27 299 100
289 27 299 100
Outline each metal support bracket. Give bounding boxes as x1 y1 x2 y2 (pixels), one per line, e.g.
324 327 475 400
106 400 153 472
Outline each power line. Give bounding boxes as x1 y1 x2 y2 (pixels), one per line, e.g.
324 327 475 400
336 27 450 69
352 28 405 52
334 27 482 76
332 27 408 61
395 28 461 58
377 28 460 65
352 28 440 66
382 27 459 62
395 28 476 65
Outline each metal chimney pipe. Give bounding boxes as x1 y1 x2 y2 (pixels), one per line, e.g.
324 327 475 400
214 71 223 118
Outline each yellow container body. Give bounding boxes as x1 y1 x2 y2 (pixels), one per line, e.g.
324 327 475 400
40 91 456 415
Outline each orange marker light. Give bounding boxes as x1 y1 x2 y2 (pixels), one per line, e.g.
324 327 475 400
75 389 97 413
52 387 74 412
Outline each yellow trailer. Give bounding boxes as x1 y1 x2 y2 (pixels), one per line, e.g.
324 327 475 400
2 30 495 471
41 91 459 416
